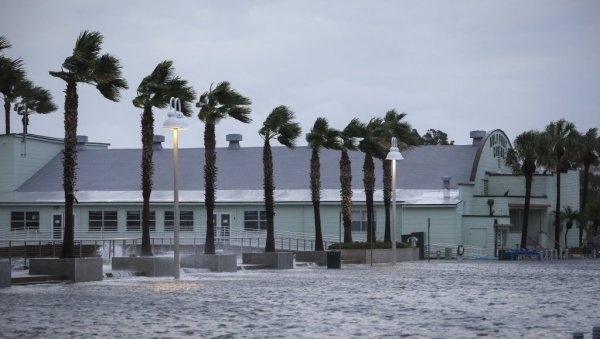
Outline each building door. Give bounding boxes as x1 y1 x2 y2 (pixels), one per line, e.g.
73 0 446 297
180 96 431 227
52 213 63 240
212 213 231 244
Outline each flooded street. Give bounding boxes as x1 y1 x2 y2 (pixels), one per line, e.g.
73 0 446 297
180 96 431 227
1 260 599 338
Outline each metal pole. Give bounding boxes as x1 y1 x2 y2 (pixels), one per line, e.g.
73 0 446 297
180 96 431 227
427 218 431 263
391 159 397 265
173 128 181 280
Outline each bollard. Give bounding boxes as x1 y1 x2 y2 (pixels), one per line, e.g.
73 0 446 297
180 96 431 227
572 332 583 339
593 324 600 339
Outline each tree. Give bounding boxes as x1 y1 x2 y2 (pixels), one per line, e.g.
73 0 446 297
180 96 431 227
339 120 360 243
506 130 542 249
259 106 301 252
574 128 599 247
354 117 387 242
50 31 128 258
0 36 26 134
377 110 415 243
14 79 57 133
539 119 578 250
133 60 195 256
421 129 454 145
583 199 600 240
560 206 580 249
306 117 339 251
197 82 251 254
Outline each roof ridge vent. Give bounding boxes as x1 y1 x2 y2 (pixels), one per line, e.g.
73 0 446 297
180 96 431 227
153 135 164 151
470 130 486 146
226 134 242 150
76 135 88 150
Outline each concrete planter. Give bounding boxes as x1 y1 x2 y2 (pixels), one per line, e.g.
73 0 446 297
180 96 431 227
0 260 10 287
180 254 237 272
242 252 294 269
341 248 419 264
295 251 327 266
112 256 174 277
29 257 103 282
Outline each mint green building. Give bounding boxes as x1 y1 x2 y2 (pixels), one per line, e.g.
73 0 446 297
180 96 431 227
0 130 581 257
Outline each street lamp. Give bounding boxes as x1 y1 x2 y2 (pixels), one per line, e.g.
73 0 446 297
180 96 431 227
163 97 189 279
386 137 403 264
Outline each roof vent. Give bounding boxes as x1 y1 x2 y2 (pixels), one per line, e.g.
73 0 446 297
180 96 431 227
76 135 88 150
442 176 451 199
153 135 164 151
226 134 242 150
470 130 486 146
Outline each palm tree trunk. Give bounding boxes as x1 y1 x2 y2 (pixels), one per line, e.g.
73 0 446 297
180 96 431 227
580 163 590 247
204 122 217 254
340 150 353 243
363 153 375 242
263 139 275 252
554 169 561 250
61 81 77 258
521 174 533 249
4 100 10 134
140 106 154 256
383 160 392 243
311 148 324 251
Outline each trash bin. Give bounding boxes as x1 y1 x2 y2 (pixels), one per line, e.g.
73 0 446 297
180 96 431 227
326 251 341 269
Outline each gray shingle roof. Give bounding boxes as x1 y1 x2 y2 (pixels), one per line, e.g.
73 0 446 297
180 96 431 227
17 144 477 192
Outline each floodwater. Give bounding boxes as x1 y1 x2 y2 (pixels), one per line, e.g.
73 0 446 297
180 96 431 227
1 260 599 338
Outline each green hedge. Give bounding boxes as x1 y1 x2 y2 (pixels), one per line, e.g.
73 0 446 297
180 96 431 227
327 241 410 250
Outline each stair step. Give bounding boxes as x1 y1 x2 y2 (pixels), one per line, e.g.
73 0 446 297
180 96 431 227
11 274 67 285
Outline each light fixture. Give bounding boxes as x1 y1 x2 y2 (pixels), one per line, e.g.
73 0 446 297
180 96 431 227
162 97 188 280
386 137 403 265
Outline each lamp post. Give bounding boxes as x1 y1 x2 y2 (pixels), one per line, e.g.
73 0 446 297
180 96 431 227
386 137 403 265
162 97 189 279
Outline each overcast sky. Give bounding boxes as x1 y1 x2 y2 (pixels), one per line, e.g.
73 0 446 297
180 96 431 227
1 0 599 149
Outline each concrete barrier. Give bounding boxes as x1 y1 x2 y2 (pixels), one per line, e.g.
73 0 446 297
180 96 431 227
0 260 11 287
341 248 419 264
112 257 174 277
295 251 327 266
180 254 237 272
242 252 294 269
29 258 103 282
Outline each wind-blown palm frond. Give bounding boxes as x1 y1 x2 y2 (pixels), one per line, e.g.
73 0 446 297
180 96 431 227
0 36 11 51
15 80 57 114
197 81 251 124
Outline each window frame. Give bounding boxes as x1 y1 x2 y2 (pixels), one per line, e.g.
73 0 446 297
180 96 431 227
126 210 156 232
164 210 194 232
11 211 40 231
89 210 118 232
244 210 267 231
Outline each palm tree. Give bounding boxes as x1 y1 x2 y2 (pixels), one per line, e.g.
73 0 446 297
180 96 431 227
14 79 57 133
377 110 414 243
306 117 339 251
539 119 578 250
506 130 542 249
560 206 580 249
355 117 387 242
575 128 599 247
197 81 251 254
0 36 26 134
133 60 195 256
50 31 128 258
339 120 361 243
259 106 301 252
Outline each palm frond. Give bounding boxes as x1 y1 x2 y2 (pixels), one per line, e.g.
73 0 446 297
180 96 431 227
0 36 11 51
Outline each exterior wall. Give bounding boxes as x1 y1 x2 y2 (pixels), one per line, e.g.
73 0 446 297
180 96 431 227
0 135 64 192
401 206 459 244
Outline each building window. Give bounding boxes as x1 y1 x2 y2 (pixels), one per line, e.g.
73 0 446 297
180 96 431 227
244 211 267 230
11 211 40 230
89 211 118 232
164 211 194 232
352 210 376 232
126 211 156 232
509 209 523 233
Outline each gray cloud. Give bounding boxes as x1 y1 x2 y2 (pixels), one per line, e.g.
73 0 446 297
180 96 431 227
1 0 599 149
